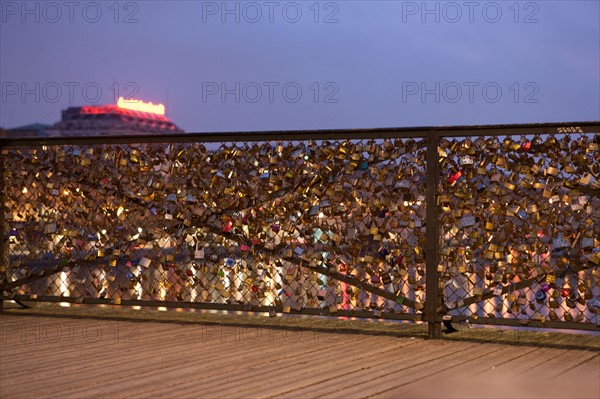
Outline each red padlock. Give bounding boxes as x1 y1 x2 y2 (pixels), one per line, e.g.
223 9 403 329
223 220 233 233
448 170 462 184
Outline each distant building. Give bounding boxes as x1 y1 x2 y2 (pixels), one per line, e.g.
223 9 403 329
1 98 184 137
0 123 53 138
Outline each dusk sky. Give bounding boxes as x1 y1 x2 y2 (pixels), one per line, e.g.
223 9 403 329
1 0 599 132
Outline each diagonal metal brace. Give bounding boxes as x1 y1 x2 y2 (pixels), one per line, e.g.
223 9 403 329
303 263 416 310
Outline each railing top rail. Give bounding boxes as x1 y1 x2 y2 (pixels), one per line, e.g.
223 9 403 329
1 121 598 147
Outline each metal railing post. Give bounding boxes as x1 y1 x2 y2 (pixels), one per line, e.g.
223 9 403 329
425 130 441 339
0 144 7 311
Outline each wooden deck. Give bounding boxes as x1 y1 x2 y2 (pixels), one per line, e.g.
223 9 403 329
1 314 598 399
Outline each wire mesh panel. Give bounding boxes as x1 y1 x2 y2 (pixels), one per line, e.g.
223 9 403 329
2 123 599 331
438 132 600 326
1 138 427 319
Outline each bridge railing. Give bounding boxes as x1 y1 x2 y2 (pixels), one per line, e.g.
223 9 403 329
1 122 598 336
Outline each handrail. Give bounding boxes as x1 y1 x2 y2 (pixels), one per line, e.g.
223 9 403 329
1 121 598 147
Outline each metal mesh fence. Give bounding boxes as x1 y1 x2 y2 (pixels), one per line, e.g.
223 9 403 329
438 133 600 326
1 138 426 318
1 124 599 330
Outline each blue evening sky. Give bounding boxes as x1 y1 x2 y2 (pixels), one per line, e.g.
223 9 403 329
1 0 598 132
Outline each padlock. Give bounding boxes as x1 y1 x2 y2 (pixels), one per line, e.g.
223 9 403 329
540 282 551 293
535 290 546 301
564 312 573 321
381 272 392 285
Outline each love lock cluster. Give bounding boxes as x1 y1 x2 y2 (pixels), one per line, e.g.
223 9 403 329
2 139 429 317
438 134 600 324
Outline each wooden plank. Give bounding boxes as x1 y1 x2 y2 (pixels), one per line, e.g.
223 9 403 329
1 319 202 378
71 333 376 398
275 342 482 399
2 318 279 390
2 315 599 399
472 347 562 376
6 329 286 397
0 317 181 361
2 331 219 395
523 348 600 380
369 346 539 399
166 338 426 398
310 343 504 399
390 348 600 399
560 353 600 382
23 325 362 398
